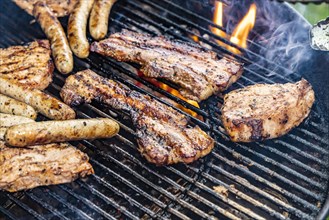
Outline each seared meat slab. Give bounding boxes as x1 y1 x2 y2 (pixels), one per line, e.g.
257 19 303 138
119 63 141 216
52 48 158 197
60 69 214 165
221 79 315 142
0 40 54 90
0 142 94 192
90 30 243 102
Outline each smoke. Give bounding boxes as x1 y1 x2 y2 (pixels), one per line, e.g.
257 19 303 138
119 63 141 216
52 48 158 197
223 0 313 75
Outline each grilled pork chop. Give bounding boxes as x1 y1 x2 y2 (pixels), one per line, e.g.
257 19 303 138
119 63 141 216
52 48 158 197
221 79 315 142
60 69 214 165
90 30 243 102
0 40 54 90
0 141 94 192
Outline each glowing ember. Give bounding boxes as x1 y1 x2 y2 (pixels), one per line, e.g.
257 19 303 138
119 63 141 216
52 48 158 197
211 1 257 54
137 71 200 118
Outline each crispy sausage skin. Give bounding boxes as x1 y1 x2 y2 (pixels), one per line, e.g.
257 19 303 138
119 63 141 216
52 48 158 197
0 94 37 119
0 113 35 127
0 113 35 140
0 78 76 120
5 118 120 147
33 1 73 74
89 0 117 40
68 0 94 58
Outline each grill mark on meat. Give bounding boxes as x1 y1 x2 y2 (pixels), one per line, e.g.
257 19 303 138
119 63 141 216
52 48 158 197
0 142 93 192
60 70 214 165
90 30 244 101
0 40 53 90
221 79 315 142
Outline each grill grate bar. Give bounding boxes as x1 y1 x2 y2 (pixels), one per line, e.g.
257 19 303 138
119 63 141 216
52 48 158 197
257 143 328 179
210 150 319 211
76 180 140 220
5 194 46 220
91 174 159 219
201 172 290 220
24 192 70 220
0 205 16 220
57 185 118 220
273 140 328 166
45 189 93 220
213 139 324 200
214 131 325 189
206 164 313 219
191 182 269 220
86 152 215 219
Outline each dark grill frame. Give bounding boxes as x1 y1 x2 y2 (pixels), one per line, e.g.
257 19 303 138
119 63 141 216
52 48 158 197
0 0 328 219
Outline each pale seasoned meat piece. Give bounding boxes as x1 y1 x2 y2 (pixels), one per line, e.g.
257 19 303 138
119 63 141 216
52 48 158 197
60 69 214 165
0 40 54 90
0 142 94 192
12 0 78 17
90 30 243 102
221 79 315 142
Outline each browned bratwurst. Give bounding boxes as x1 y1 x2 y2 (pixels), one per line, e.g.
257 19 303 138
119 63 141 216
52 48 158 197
33 1 73 74
89 0 117 40
68 0 94 58
0 77 75 120
0 113 35 140
0 94 37 119
5 118 119 147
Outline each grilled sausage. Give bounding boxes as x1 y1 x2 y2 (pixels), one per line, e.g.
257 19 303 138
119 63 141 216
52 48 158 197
89 0 117 40
68 0 94 58
0 94 37 119
5 118 120 147
0 113 35 140
33 1 73 74
0 78 76 120
0 113 35 127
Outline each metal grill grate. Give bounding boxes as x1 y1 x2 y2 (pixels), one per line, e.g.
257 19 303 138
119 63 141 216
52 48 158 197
1 0 328 219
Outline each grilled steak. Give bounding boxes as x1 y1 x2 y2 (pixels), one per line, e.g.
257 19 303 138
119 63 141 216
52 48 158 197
60 69 214 165
221 79 315 142
90 30 243 102
0 40 54 90
0 142 94 192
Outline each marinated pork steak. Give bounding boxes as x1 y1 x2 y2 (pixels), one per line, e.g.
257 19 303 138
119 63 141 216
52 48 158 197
0 142 94 192
60 69 214 165
0 40 54 90
90 30 243 102
221 79 315 142
13 0 78 17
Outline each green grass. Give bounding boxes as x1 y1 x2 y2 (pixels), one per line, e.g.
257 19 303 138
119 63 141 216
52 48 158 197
291 3 329 24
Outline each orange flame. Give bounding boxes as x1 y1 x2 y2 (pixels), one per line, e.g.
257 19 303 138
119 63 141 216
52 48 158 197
210 1 227 46
137 71 200 118
211 2 257 54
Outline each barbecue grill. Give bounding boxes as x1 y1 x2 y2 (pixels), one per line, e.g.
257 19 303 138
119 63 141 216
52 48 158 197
1 0 328 219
